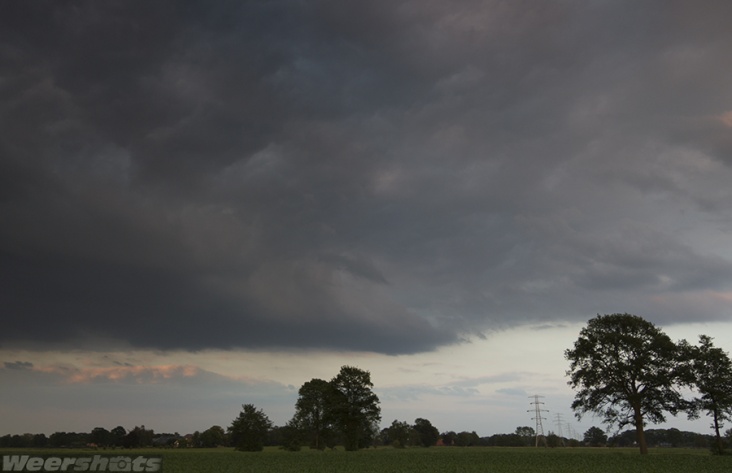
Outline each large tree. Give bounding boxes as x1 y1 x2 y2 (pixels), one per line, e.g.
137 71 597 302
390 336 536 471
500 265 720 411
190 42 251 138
330 365 381 451
680 335 732 455
228 404 273 452
565 313 684 454
292 378 338 450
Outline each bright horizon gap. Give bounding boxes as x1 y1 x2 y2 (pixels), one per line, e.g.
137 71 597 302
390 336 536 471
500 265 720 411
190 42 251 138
2 322 730 437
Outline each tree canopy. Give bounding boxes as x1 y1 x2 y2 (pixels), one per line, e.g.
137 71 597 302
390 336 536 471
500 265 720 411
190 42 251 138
583 426 607 447
386 420 413 448
330 365 381 451
228 404 273 452
291 378 338 450
413 418 440 447
565 313 684 454
680 335 732 454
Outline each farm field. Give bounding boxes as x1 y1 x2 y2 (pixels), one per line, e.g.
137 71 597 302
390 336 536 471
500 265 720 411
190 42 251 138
4 447 732 473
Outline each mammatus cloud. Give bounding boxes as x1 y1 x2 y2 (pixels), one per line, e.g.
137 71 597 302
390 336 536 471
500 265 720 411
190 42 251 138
2 1 732 354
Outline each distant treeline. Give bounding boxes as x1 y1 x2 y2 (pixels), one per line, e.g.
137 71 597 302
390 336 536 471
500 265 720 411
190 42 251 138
608 429 714 449
0 426 717 450
482 429 717 449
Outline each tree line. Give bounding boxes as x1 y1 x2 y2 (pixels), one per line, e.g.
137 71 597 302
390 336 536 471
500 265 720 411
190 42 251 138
3 423 719 451
5 315 732 454
0 426 164 449
566 313 732 455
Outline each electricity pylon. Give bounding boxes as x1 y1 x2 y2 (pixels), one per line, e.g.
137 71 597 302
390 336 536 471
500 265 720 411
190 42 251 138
528 395 548 447
566 422 578 441
553 413 566 446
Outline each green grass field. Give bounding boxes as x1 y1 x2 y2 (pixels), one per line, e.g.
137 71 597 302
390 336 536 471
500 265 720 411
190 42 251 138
4 447 732 473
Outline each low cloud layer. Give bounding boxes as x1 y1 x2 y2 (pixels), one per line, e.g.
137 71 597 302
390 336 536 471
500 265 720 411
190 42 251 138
2 1 732 354
0 357 296 433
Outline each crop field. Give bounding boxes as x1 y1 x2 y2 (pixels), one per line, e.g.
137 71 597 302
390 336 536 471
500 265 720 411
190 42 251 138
3 447 732 473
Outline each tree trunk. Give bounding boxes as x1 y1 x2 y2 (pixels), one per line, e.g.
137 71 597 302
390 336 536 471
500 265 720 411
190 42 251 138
633 405 648 455
713 409 723 455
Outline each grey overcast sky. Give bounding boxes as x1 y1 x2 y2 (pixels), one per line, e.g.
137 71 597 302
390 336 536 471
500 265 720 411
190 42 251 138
2 1 732 437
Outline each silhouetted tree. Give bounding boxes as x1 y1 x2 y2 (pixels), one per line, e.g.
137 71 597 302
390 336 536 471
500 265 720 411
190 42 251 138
440 431 457 446
515 426 535 446
330 366 381 451
455 431 481 446
413 418 439 447
123 426 154 448
546 432 562 448
680 335 732 454
583 426 607 446
229 404 273 452
31 433 48 448
199 425 226 448
111 426 126 447
277 421 304 451
566 313 684 454
89 427 112 447
387 420 412 448
291 378 337 450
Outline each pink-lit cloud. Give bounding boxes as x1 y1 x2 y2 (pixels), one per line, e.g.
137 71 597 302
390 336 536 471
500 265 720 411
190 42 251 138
34 364 205 384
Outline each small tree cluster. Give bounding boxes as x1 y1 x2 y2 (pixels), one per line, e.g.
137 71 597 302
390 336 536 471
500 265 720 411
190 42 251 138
384 420 415 448
380 418 439 448
440 430 482 446
290 365 382 451
229 365 382 452
197 426 227 448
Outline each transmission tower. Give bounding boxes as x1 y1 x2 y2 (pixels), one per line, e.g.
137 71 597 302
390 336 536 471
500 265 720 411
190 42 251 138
553 413 565 446
528 395 548 447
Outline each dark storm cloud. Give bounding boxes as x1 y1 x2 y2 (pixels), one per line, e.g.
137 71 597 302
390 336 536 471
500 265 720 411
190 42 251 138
3 1 732 353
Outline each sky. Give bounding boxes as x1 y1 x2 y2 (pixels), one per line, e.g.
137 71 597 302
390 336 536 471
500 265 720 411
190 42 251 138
2 0 732 439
